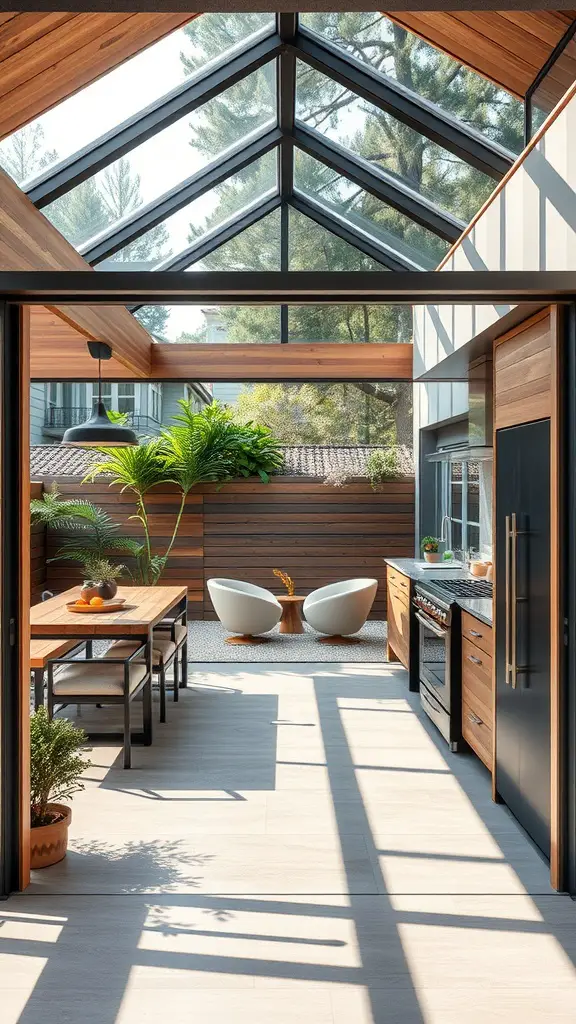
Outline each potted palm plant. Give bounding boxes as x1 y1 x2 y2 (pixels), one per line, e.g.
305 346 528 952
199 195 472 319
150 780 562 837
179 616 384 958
421 536 441 563
30 708 90 869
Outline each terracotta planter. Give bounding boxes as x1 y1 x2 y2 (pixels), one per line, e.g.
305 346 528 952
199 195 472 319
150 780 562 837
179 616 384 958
423 551 441 563
30 804 71 870
80 584 99 602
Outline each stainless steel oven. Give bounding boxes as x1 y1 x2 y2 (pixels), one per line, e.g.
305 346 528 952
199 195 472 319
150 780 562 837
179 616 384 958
413 586 458 749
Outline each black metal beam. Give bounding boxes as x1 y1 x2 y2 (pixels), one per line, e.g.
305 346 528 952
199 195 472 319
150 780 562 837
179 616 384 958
290 192 417 272
292 27 514 181
4 270 574 305
293 124 464 243
278 13 297 202
81 127 282 265
27 30 282 208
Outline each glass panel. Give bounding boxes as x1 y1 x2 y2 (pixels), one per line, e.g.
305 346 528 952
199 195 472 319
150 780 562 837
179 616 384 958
287 306 412 343
296 62 495 223
289 207 384 270
467 461 480 523
105 150 277 268
234 381 413 446
191 207 281 271
299 12 524 153
527 31 576 139
0 14 275 187
43 65 277 249
143 305 281 344
294 149 448 268
451 462 463 522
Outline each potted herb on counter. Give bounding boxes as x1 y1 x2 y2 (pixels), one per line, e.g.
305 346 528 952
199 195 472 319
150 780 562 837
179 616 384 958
30 708 91 870
422 536 441 564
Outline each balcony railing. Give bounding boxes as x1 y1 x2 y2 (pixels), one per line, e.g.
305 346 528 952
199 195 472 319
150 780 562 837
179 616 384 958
44 408 161 434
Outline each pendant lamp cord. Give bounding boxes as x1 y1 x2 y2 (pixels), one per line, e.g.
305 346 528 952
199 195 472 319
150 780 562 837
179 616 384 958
98 354 102 406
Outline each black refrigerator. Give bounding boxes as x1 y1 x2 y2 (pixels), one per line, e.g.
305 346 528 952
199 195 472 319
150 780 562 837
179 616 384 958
495 418 551 857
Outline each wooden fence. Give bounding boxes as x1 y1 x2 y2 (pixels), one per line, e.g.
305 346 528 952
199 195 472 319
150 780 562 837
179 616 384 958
31 476 415 619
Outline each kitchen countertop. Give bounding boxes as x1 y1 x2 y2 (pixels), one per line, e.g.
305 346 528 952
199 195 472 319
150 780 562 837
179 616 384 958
384 558 493 626
455 597 493 627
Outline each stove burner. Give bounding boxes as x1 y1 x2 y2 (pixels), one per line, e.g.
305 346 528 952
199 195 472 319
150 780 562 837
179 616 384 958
423 578 493 599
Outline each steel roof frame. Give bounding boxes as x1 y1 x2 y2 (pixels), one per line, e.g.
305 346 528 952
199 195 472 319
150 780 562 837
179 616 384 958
18 10 516 302
2 270 575 306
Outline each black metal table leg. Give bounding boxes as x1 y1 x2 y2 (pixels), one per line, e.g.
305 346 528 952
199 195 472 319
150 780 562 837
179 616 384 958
33 668 44 710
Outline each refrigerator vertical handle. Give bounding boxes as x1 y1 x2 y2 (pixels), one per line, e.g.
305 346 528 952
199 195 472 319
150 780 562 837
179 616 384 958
510 512 518 688
505 514 511 686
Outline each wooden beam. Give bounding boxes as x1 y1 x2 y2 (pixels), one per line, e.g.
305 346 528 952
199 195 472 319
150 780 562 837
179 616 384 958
0 12 196 139
385 11 576 99
31 337 414 382
0 168 152 377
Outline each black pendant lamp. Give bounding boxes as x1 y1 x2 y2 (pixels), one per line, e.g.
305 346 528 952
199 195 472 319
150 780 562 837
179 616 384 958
62 341 139 447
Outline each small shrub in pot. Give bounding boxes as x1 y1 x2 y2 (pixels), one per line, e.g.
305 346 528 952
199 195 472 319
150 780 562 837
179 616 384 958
421 536 441 563
30 708 91 869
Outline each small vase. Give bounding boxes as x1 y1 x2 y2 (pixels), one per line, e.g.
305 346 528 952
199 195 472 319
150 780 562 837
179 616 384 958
424 551 441 563
97 580 117 600
80 583 99 602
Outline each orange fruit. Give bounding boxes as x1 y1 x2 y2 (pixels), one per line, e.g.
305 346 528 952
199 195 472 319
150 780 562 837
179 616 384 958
89 596 105 607
75 599 89 607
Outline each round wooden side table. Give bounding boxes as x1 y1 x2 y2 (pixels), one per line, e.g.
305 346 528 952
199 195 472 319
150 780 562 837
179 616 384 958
278 595 306 634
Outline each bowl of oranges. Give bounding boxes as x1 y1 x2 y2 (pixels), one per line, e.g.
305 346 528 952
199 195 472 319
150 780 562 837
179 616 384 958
67 595 126 613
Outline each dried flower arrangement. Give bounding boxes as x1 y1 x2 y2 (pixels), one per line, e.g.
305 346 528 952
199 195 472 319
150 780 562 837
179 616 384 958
273 568 295 596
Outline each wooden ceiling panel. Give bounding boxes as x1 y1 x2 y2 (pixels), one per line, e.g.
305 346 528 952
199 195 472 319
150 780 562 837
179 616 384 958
0 165 152 376
0 12 197 140
385 10 576 99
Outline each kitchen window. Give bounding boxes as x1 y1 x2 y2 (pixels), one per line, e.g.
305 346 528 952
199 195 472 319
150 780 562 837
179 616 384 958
440 461 481 555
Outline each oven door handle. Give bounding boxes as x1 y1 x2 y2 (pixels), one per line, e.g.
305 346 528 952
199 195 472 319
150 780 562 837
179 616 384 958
414 611 446 638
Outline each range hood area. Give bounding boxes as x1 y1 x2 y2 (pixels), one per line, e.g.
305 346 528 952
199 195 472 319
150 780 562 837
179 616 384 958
426 357 493 463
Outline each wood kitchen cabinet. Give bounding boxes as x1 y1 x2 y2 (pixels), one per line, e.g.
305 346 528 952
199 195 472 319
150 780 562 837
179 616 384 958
386 566 419 690
461 611 494 771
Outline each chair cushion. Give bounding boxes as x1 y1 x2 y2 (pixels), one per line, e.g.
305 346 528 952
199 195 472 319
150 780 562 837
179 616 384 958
52 661 147 697
106 639 176 667
155 623 186 647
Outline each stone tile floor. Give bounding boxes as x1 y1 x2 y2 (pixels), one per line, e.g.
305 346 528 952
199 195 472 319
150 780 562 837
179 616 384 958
5 662 576 1022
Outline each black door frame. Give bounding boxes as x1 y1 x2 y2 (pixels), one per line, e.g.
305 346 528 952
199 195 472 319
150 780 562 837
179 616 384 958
0 303 25 899
563 303 576 897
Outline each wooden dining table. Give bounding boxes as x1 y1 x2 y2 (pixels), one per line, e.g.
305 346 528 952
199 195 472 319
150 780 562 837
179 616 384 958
30 585 188 744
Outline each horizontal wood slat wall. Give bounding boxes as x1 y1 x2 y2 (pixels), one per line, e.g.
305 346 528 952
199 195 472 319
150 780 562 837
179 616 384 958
36 477 415 620
30 481 46 603
494 309 552 429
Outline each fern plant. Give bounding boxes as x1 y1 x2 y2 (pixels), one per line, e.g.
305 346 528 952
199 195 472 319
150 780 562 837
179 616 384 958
30 708 90 827
30 485 143 582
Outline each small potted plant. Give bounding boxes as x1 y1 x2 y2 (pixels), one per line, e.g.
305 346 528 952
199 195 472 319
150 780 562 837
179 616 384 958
80 558 126 602
421 536 441 563
30 708 91 870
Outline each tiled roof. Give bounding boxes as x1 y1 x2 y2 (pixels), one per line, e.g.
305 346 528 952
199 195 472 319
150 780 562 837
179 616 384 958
30 444 412 480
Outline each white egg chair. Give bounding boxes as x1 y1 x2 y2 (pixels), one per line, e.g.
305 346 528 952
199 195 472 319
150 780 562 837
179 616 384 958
303 579 378 644
207 578 282 645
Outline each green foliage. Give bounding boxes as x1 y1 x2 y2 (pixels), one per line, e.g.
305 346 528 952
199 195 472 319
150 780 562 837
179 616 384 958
366 448 402 489
421 536 440 553
30 708 90 828
30 485 143 580
106 409 129 425
87 401 283 584
81 558 126 585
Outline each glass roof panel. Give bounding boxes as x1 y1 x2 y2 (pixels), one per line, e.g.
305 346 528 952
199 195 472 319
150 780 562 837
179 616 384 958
0 14 275 188
103 151 277 268
299 12 524 153
189 208 281 271
287 305 411 343
294 150 449 269
43 64 277 250
289 207 385 271
295 62 495 224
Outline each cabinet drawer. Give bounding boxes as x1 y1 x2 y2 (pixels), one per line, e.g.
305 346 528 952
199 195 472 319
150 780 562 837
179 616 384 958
462 698 492 769
462 638 493 701
461 611 493 656
387 587 409 668
387 567 410 596
388 577 410 610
